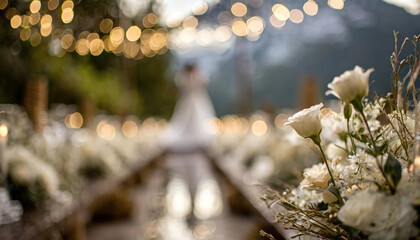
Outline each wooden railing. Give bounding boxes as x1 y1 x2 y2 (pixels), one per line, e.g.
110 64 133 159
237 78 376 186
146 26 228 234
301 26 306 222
204 150 296 240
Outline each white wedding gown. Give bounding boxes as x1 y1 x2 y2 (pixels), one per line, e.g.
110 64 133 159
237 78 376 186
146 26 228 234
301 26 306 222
161 68 215 152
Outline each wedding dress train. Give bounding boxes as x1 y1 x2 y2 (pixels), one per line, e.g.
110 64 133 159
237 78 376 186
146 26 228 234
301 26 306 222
161 65 215 152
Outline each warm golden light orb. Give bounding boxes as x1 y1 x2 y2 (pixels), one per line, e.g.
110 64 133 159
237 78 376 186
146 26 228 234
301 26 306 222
232 19 248 37
231 2 247 17
289 9 304 24
303 0 318 16
29 0 41 13
328 0 344 10
252 120 267 136
272 4 290 21
126 26 141 42
100 19 113 33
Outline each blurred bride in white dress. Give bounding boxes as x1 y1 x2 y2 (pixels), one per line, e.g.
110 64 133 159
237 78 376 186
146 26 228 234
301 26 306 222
161 63 215 152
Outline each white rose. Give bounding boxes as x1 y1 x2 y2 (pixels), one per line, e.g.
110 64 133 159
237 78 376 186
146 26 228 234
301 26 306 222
285 103 323 138
326 66 374 103
339 189 418 240
338 190 387 229
300 163 331 190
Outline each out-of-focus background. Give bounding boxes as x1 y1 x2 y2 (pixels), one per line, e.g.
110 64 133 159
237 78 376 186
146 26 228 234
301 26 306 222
1 0 420 116
0 0 419 239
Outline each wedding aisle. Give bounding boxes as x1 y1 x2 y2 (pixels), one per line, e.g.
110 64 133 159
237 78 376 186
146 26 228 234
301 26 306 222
87 153 260 240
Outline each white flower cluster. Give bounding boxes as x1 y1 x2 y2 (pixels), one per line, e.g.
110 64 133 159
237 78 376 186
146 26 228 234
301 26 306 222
1 105 164 209
282 65 420 240
338 189 418 240
213 113 317 185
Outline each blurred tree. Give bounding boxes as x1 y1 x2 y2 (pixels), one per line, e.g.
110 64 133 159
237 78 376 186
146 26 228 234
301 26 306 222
0 0 177 118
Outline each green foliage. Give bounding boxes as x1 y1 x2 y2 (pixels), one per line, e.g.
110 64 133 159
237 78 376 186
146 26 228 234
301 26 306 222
0 15 176 117
383 154 402 193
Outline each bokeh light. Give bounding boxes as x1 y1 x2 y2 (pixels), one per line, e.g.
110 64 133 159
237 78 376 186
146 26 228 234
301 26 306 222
76 39 89 55
143 13 158 28
231 2 247 17
0 0 8 10
29 0 41 13
272 4 290 21
303 0 319 16
122 120 138 138
183 16 198 29
192 1 208 15
61 33 74 49
20 28 31 41
29 12 40 25
274 114 288 129
110 27 125 46
30 32 41 46
269 14 286 29
61 8 74 24
97 121 116 141
214 25 232 42
126 26 141 42
232 19 248 37
196 28 214 46
180 28 196 43
204 117 223 135
251 120 267 136
100 19 113 33
48 0 59 10
247 16 265 34
0 124 8 137
289 9 304 24
10 15 21 29
89 38 104 56
328 0 344 10
61 0 74 10
68 112 83 128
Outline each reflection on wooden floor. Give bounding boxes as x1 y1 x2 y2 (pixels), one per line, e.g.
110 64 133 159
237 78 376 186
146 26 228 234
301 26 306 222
87 153 260 240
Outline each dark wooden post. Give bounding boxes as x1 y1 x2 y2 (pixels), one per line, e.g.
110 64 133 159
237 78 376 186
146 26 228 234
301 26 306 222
24 76 48 131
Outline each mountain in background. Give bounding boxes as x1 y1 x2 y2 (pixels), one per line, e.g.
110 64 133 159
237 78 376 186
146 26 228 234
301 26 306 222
183 0 420 115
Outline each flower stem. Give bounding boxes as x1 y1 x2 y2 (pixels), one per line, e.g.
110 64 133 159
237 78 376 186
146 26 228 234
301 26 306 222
346 118 356 155
312 135 344 204
357 106 394 193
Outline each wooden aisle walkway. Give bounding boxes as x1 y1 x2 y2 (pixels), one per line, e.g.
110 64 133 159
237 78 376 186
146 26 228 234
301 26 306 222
87 152 261 240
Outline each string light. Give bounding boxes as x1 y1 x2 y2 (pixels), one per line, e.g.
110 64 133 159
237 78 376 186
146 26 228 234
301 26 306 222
1 0 349 56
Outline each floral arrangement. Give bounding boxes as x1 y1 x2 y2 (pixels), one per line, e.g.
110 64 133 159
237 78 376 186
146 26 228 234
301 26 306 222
263 32 420 240
212 114 317 185
0 105 163 210
6 145 60 208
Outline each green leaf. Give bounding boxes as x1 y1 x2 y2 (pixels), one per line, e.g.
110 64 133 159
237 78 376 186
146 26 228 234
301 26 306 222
383 154 402 193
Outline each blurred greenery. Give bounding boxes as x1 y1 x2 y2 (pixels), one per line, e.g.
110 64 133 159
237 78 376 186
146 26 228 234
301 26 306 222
0 6 177 118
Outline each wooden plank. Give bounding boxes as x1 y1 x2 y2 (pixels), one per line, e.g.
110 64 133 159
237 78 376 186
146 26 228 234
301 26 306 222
205 151 295 240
